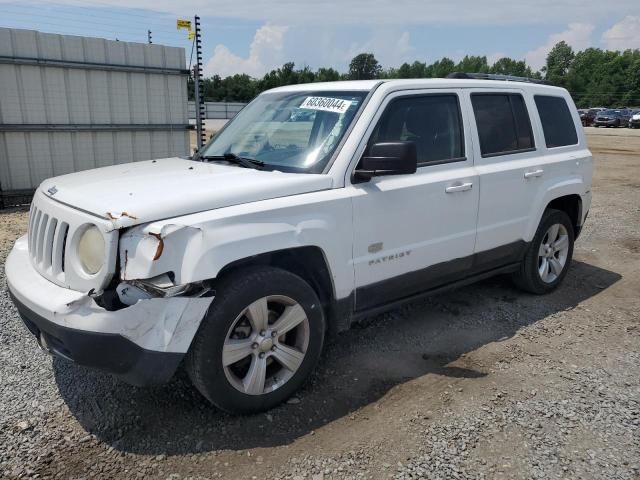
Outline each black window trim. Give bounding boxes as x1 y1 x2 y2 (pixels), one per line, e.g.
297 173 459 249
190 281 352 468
366 91 468 168
471 92 537 159
533 94 580 149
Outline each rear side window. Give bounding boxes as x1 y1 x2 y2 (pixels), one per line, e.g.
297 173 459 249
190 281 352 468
471 93 534 157
534 95 578 148
369 94 465 165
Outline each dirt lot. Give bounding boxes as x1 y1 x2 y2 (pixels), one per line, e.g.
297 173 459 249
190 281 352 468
1 128 639 479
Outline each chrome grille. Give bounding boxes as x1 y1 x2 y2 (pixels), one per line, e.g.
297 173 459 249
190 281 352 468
28 203 69 280
27 190 118 292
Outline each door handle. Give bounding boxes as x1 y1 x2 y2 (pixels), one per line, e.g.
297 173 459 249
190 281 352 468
524 169 544 179
445 182 473 193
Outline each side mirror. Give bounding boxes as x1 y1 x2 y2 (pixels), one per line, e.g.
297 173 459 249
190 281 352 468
354 142 418 181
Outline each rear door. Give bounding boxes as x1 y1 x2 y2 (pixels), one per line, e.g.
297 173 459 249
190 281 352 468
466 89 542 267
349 90 479 311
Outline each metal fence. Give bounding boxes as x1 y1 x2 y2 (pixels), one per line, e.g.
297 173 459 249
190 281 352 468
0 27 190 207
188 101 246 120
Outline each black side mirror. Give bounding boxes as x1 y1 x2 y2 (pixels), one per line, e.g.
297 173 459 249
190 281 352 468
354 142 418 181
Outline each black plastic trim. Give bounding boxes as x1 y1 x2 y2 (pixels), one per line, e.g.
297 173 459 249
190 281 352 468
355 240 527 312
331 293 355 334
353 263 520 321
417 156 467 167
8 289 183 386
480 147 537 159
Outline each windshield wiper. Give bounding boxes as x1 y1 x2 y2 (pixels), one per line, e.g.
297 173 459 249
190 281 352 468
200 153 265 170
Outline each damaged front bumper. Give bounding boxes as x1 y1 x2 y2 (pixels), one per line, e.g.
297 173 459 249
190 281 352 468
6 236 214 386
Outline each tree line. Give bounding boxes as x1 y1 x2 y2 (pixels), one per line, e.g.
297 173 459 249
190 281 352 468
190 42 640 108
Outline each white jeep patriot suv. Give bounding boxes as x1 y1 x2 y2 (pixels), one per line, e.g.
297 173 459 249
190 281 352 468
6 74 592 413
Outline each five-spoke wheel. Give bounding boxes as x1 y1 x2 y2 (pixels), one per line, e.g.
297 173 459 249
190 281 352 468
186 267 325 414
513 208 575 294
223 295 310 396
537 223 570 283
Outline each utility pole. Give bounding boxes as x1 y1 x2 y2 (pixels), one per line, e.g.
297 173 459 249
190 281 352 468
147 29 152 44
193 64 203 153
193 15 206 151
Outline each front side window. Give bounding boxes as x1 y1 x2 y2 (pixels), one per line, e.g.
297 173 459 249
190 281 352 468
367 94 465 165
471 93 534 157
198 91 366 173
534 95 578 148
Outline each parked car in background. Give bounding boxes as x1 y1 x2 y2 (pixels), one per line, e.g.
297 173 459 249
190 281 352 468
629 109 640 129
579 109 601 127
593 109 626 127
619 108 633 125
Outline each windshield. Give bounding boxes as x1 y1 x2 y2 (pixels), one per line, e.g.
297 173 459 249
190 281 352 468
198 90 367 173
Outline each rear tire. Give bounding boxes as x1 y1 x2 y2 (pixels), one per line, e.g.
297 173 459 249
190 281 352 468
186 266 325 414
512 209 575 294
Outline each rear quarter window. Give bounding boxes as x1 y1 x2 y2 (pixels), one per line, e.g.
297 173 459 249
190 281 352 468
534 95 578 148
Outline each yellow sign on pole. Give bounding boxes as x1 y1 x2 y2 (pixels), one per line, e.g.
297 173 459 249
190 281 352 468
176 19 192 30
188 30 195 40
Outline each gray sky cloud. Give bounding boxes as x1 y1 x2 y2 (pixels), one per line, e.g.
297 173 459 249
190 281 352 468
4 0 639 26
602 16 640 50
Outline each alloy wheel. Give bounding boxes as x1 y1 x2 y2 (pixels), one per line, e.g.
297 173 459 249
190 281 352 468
537 223 570 283
222 295 310 396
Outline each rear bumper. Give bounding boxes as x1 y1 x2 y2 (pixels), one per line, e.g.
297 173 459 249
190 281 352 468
5 235 214 386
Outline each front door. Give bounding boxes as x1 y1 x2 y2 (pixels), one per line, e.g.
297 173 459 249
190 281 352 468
350 91 479 311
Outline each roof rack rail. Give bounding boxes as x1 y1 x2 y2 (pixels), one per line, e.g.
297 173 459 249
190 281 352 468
446 72 549 85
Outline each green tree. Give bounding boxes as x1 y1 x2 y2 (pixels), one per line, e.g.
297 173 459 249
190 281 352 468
195 46 640 107
543 41 575 87
316 67 340 82
391 61 429 78
349 53 383 80
220 74 257 102
489 57 534 77
396 62 413 78
456 55 489 74
429 57 455 78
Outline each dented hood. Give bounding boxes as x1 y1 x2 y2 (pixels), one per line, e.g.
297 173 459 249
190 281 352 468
40 157 333 228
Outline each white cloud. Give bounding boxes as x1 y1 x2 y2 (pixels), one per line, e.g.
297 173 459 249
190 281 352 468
602 16 640 50
525 23 594 70
344 29 415 68
204 24 287 78
204 25 416 77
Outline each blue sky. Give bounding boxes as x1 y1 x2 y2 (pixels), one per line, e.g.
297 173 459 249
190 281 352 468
1 1 639 77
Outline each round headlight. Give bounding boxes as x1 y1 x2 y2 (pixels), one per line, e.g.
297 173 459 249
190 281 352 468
77 225 105 275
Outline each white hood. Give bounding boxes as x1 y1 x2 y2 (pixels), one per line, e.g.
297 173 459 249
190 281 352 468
40 157 333 228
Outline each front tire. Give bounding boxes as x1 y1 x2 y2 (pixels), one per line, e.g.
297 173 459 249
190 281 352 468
512 209 575 294
186 266 325 414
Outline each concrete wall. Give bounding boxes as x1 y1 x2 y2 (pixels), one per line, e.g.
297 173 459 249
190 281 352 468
0 27 190 206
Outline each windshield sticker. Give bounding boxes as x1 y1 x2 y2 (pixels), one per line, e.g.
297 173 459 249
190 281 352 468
299 97 352 114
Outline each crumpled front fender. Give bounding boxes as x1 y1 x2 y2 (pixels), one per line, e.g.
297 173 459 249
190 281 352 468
119 223 204 282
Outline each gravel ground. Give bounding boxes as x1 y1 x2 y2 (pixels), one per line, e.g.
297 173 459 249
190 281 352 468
1 128 639 479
